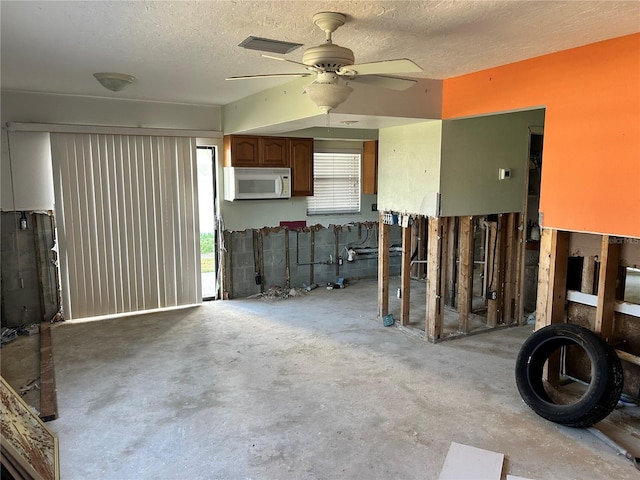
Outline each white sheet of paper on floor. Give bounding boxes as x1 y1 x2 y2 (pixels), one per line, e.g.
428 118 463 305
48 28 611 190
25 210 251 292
438 442 504 480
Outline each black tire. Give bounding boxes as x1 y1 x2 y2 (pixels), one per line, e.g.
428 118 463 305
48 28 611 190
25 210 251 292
515 323 623 428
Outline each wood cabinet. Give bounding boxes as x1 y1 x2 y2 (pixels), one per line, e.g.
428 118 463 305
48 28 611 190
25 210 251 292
224 135 289 167
224 135 314 197
261 137 289 167
290 138 314 197
362 140 378 194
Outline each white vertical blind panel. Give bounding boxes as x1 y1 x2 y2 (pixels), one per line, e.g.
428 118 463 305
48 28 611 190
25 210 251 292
50 133 201 320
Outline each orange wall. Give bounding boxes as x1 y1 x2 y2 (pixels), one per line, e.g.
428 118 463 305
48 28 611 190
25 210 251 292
443 34 640 238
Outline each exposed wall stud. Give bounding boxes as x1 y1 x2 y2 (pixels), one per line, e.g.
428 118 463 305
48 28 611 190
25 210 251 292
400 220 412 325
595 235 621 344
426 216 443 341
535 228 569 330
457 216 474 332
378 212 390 318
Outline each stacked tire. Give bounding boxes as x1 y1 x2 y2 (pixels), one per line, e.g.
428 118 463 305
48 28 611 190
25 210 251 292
515 323 623 427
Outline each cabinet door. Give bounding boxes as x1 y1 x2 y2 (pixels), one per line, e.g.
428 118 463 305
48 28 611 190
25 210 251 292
260 137 289 167
290 138 314 196
228 136 260 167
362 140 378 194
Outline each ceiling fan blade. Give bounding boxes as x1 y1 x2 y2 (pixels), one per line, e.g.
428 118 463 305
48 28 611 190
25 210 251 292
347 75 418 91
337 58 423 76
226 73 312 80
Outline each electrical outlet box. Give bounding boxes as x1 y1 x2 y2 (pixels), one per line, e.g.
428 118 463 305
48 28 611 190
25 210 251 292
371 203 377 211
487 290 498 300
499 168 511 180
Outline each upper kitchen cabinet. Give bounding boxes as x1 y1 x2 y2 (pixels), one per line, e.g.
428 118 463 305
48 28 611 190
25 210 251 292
362 140 378 194
261 137 289 167
290 138 314 197
224 135 289 167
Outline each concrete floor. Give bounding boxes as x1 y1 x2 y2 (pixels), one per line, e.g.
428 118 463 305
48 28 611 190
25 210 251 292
5 279 637 479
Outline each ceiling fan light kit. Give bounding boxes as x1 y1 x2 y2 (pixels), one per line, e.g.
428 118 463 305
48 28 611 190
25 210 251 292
304 82 353 114
227 11 424 113
93 72 136 92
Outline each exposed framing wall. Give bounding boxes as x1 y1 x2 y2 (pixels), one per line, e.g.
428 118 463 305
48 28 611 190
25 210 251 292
377 211 526 342
536 228 640 397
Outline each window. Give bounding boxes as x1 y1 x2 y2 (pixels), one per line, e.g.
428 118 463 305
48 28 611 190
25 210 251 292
307 151 361 215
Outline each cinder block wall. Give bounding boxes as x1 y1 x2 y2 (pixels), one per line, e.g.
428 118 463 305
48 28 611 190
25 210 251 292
225 222 402 298
1 212 60 327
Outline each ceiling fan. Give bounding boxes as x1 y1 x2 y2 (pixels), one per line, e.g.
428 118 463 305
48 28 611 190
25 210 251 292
226 12 424 113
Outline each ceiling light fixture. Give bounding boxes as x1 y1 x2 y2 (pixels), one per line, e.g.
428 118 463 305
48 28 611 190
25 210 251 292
93 72 136 92
304 72 353 114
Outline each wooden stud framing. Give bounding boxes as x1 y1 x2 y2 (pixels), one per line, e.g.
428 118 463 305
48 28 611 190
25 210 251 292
445 218 458 307
486 215 510 327
426 217 443 341
39 320 58 422
534 228 569 385
515 213 526 325
378 213 390 318
440 217 450 311
595 236 620 344
503 213 517 323
535 228 570 330
457 216 474 333
414 217 427 279
400 222 412 325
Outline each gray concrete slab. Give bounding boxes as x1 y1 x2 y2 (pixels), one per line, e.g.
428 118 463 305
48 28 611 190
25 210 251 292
45 279 634 479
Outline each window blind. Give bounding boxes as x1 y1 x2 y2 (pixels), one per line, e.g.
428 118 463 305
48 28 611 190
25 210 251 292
307 152 361 215
50 133 201 320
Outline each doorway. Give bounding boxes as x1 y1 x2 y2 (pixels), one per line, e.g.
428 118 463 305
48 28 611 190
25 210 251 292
197 146 219 299
523 130 544 314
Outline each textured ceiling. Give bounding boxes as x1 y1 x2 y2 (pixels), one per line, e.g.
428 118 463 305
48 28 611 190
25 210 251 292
1 1 639 106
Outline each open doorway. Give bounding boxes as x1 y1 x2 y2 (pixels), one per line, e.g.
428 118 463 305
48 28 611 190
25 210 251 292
523 129 544 314
197 146 219 300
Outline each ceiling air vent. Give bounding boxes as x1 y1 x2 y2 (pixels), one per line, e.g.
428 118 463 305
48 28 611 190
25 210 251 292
238 36 302 54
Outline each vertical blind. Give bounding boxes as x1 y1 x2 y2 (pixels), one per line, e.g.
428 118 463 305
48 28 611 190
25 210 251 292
50 133 201 320
307 152 361 214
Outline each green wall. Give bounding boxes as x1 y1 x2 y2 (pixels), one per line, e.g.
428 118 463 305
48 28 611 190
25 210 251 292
439 109 545 217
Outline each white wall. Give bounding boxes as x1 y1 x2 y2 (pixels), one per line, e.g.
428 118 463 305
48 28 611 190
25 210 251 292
377 121 443 216
1 131 54 210
1 90 222 211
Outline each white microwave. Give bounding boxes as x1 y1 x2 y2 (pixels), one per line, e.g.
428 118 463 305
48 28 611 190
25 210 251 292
223 167 291 201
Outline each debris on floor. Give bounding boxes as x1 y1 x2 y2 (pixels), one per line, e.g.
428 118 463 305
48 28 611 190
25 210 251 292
248 286 308 300
23 324 41 336
1 327 19 346
383 314 394 327
20 379 40 397
1 324 40 347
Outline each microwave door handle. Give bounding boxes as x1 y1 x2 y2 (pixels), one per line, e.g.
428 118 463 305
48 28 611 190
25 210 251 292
275 176 282 195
